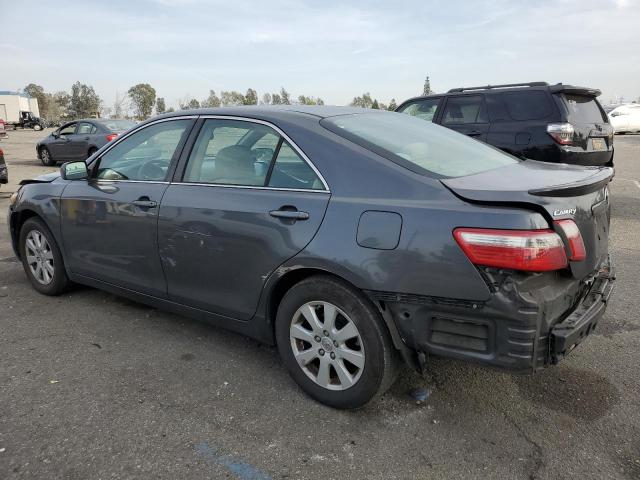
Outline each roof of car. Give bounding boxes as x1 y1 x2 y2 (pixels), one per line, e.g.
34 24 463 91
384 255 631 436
156 105 380 121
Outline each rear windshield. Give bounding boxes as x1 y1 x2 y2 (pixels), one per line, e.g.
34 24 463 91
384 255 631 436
102 119 137 131
321 113 518 178
559 94 607 123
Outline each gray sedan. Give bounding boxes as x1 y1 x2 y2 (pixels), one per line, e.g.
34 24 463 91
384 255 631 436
36 118 136 166
9 106 614 408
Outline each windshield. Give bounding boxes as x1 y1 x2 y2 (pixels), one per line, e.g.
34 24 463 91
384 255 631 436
321 112 518 178
102 119 137 131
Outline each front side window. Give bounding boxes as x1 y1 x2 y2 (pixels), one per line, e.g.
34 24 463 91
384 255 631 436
398 98 440 122
321 112 517 178
183 119 323 190
96 119 192 181
442 95 487 124
59 123 76 136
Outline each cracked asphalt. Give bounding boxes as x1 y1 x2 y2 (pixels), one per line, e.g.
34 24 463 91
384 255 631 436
1 130 639 479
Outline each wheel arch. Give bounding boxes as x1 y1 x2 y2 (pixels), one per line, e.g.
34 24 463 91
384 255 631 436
264 266 418 370
10 209 40 259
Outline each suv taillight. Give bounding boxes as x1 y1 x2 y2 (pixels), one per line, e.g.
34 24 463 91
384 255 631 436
106 133 118 142
453 228 568 272
547 123 574 145
553 219 586 261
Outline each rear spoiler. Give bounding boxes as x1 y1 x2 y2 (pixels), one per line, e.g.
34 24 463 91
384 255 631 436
549 83 601 98
529 167 613 197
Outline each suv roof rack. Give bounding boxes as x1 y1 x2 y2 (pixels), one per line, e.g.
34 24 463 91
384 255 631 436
447 82 549 93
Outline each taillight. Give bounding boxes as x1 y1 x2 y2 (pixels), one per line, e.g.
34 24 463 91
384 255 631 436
453 228 568 272
547 123 574 145
106 133 118 142
553 219 586 261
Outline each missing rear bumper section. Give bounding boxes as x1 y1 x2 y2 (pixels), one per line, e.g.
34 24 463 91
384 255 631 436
369 258 615 373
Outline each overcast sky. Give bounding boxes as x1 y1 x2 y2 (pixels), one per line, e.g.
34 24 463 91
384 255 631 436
2 0 638 109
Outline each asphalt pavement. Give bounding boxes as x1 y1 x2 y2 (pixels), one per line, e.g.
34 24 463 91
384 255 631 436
0 129 639 479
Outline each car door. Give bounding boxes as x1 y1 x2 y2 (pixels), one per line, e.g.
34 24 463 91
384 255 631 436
158 117 331 320
49 122 77 159
60 117 195 297
439 95 489 141
74 121 97 158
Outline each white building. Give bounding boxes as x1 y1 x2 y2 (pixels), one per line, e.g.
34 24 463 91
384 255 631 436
0 91 40 123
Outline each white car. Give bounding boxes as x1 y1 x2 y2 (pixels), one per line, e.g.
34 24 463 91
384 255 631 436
608 104 640 134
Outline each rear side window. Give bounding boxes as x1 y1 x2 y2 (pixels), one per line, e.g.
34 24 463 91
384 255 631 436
442 96 487 124
267 142 323 190
560 94 607 123
502 91 552 120
397 98 440 122
322 112 517 178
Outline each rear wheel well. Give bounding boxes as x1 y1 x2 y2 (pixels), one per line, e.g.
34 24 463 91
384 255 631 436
267 268 410 358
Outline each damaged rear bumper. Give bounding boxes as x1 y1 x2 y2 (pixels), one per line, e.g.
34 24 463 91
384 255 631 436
369 257 615 373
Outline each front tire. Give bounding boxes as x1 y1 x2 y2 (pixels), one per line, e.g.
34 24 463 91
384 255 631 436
33 124 42 131
39 147 55 166
275 275 399 409
19 217 69 296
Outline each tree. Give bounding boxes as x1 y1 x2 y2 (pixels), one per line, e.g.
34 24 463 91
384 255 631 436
156 97 166 114
113 91 130 118
220 91 246 106
297 95 324 105
24 83 49 118
387 98 397 111
201 90 221 108
165 107 175 113
350 92 374 108
372 99 380 109
422 76 433 96
280 87 291 105
271 93 282 105
187 98 200 109
262 93 272 105
128 83 156 120
244 88 258 105
69 81 102 118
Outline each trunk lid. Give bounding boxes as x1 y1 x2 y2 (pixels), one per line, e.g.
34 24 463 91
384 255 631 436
442 160 613 280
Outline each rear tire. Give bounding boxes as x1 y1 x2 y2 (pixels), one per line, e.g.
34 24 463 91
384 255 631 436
39 147 55 166
33 124 42 131
275 275 399 409
19 217 70 296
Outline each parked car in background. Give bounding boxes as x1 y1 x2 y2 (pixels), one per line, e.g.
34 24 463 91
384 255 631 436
0 118 7 140
9 107 614 408
397 82 614 166
0 147 7 186
608 104 640 134
36 119 137 166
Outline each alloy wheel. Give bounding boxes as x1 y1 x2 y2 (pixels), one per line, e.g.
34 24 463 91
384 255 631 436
25 230 54 285
40 149 50 164
289 301 365 391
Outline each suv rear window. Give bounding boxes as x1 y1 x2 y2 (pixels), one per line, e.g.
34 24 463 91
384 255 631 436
559 94 607 123
321 112 517 178
502 91 553 120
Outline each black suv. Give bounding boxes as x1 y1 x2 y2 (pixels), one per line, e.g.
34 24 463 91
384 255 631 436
396 82 614 166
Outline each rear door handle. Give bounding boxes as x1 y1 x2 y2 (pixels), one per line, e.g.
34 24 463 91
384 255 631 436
269 209 309 221
467 130 483 136
131 198 157 209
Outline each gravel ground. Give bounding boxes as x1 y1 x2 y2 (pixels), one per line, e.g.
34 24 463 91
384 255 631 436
0 129 639 480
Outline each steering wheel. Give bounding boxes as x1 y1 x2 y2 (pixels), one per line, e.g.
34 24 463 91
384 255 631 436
136 159 167 181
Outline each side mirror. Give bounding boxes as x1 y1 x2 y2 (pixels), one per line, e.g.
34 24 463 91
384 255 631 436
52 131 59 138
60 161 88 180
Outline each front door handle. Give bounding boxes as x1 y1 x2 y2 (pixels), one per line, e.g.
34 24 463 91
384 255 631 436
131 198 157 209
467 130 483 136
269 208 309 221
